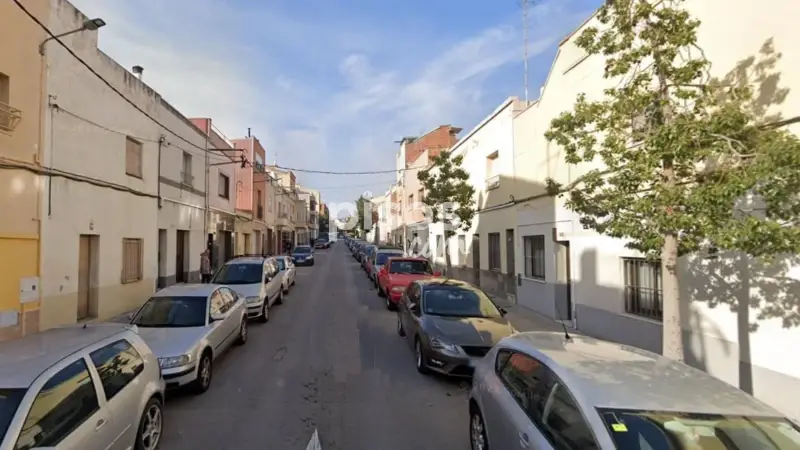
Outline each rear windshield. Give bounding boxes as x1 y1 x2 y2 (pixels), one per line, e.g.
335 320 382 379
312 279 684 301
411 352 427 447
294 247 312 254
131 296 208 327
598 408 800 450
389 260 432 274
376 252 403 265
212 263 262 285
0 389 25 444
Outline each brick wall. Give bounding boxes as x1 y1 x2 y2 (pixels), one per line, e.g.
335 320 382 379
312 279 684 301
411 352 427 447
405 125 460 164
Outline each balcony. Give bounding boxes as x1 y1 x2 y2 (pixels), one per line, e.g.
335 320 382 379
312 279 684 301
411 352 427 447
485 174 500 191
0 101 22 133
276 212 291 228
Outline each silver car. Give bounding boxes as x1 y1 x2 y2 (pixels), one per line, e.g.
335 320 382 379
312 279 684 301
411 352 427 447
130 283 248 394
0 323 165 450
469 331 800 450
211 257 283 322
275 256 296 293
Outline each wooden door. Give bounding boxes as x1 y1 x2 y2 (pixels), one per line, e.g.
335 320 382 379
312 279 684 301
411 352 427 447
77 235 91 320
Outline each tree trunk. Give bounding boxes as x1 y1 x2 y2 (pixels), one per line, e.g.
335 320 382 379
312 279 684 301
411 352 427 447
444 237 452 275
661 232 684 361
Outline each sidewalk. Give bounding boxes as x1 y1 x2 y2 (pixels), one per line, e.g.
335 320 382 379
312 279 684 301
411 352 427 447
491 295 576 334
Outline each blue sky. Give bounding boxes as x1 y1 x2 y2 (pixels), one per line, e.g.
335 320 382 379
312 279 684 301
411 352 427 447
70 0 601 204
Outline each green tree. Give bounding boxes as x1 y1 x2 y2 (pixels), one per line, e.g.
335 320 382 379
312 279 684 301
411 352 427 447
545 0 800 361
319 215 329 234
418 150 476 271
354 196 367 234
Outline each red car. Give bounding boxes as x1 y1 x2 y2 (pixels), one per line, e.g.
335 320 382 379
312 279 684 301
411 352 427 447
377 257 441 310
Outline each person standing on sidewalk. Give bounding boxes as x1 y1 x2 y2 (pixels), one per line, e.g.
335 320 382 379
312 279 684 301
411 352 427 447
201 249 212 283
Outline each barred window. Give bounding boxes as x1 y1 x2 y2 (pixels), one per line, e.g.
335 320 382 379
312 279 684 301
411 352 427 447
622 258 662 320
121 238 143 284
488 233 501 271
523 235 545 279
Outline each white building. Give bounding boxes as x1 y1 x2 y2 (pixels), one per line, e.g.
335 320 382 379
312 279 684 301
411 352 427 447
515 0 800 420
156 101 209 286
40 0 158 327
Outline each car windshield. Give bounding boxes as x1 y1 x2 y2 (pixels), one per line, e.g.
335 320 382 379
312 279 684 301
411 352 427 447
211 263 263 285
0 389 25 444
376 252 403 265
131 296 207 327
389 260 432 274
276 258 286 270
598 408 800 449
294 247 312 254
422 287 502 318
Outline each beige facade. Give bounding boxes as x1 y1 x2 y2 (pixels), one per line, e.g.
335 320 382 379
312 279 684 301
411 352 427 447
0 0 48 340
39 0 158 329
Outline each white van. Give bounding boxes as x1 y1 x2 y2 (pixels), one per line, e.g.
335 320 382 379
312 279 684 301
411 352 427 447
210 256 284 322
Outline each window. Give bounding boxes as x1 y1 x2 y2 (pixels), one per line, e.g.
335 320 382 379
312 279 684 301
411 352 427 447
472 234 480 269
622 258 662 320
181 151 192 184
418 188 424 202
408 194 414 208
219 287 237 313
458 235 467 266
125 136 143 178
121 238 143 283
495 350 552 423
16 359 99 449
218 173 230 199
256 190 263 219
486 150 498 177
488 232 501 271
0 73 9 104
89 339 145 401
545 385 598 449
523 235 545 279
436 235 443 259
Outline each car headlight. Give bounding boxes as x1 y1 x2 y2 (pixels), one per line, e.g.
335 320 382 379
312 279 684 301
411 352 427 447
430 337 459 353
391 285 406 293
307 254 313 259
158 354 192 369
246 296 261 304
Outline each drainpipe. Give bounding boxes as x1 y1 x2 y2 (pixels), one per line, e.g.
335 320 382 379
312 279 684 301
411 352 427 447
157 136 165 208
203 119 210 239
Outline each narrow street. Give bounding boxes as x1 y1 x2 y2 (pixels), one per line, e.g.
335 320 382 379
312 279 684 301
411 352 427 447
160 243 471 450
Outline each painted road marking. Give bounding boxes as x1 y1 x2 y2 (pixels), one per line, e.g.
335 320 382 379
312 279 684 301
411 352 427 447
305 429 321 450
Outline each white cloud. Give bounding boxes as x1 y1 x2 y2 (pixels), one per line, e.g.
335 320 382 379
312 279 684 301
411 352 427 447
67 0 593 202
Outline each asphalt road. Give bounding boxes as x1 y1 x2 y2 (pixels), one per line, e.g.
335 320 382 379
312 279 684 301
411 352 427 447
160 243 471 450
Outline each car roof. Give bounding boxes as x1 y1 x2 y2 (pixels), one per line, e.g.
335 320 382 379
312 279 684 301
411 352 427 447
226 256 265 264
153 283 219 297
500 331 780 417
377 248 403 252
417 277 465 286
0 323 136 388
388 256 431 262
295 245 311 249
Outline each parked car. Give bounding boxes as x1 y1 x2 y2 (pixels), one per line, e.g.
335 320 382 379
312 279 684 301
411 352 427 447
275 255 296 293
291 245 315 266
377 257 440 310
397 278 515 377
367 247 405 286
314 239 330 249
361 245 377 268
211 256 284 322
129 283 248 394
469 331 800 450
0 323 165 450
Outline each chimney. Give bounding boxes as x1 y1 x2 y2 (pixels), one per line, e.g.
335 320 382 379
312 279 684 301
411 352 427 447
132 65 143 80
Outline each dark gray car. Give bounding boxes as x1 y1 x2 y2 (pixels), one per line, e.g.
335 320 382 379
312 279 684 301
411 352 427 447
396 278 516 377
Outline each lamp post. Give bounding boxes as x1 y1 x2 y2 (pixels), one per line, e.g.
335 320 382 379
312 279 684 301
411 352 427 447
39 18 106 55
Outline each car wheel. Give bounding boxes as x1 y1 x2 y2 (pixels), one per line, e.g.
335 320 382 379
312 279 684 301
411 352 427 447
135 396 163 450
291 278 296 286
259 300 269 323
470 408 489 450
397 314 405 337
236 318 248 345
275 290 283 305
377 284 385 298
193 352 212 394
282 282 289 295
386 296 396 311
415 338 430 374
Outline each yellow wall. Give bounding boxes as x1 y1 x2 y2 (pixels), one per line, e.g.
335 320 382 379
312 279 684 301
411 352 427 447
0 0 47 341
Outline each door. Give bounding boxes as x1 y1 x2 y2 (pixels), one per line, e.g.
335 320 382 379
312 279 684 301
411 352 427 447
555 240 573 322
158 229 167 289
506 229 515 275
207 290 228 353
265 259 280 303
176 230 187 283
77 235 97 320
472 234 481 286
400 283 421 345
218 287 241 345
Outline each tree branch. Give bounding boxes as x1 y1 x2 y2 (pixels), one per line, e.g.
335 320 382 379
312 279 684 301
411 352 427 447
759 116 800 130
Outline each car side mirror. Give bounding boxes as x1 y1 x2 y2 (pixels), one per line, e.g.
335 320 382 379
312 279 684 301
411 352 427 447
499 308 507 316
433 271 442 276
126 313 135 321
209 312 225 322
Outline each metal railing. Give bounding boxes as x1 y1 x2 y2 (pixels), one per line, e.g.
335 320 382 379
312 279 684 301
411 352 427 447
0 101 22 132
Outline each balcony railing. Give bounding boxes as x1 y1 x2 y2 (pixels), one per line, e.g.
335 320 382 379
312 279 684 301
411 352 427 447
485 174 500 191
0 101 22 133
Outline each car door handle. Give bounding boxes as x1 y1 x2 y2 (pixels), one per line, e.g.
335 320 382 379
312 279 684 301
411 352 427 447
95 418 107 430
518 432 529 447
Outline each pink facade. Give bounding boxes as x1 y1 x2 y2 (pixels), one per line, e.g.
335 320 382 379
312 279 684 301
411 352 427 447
230 137 267 215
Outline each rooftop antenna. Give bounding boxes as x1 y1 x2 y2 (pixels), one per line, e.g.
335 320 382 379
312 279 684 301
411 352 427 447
521 0 530 102
247 127 251 137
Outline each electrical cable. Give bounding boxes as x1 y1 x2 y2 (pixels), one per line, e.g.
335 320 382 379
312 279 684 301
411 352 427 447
272 164 428 175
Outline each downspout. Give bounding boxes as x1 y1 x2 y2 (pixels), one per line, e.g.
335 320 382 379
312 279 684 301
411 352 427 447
203 119 210 239
157 135 164 208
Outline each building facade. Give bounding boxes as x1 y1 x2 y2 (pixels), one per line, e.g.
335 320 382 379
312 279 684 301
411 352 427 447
39 0 158 329
231 134 269 256
0 0 48 340
512 0 800 421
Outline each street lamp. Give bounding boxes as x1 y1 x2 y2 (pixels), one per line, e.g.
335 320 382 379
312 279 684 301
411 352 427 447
39 18 106 55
